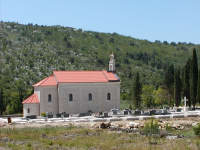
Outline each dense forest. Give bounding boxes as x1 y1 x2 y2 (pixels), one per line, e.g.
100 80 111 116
0 21 200 114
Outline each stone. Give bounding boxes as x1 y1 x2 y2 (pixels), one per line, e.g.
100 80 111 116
129 122 139 129
192 122 199 127
111 109 119 115
41 133 47 138
124 110 129 115
134 110 141 115
103 112 109 118
56 114 61 118
100 122 111 129
26 115 37 119
166 135 178 140
160 130 168 138
0 137 10 142
149 110 157 115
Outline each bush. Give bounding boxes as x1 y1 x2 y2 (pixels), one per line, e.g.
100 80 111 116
143 119 160 136
166 123 173 132
193 124 200 136
41 112 46 117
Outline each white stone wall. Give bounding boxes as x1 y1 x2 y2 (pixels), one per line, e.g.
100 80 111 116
23 103 40 117
37 86 59 115
58 82 120 114
28 82 120 116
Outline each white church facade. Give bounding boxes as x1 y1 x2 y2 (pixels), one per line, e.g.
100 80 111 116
22 54 120 117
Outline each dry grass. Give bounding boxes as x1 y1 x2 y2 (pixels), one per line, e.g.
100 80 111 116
0 125 200 150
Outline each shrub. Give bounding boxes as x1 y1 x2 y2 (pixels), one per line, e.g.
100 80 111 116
143 119 160 136
193 123 200 136
47 140 53 146
41 112 46 117
166 123 173 132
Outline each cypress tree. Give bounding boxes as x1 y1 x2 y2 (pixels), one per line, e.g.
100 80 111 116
184 59 191 107
197 71 200 104
164 64 174 105
190 48 198 109
0 89 4 114
133 72 142 109
174 69 182 107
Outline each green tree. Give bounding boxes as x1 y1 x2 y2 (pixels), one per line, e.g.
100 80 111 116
15 80 27 113
164 64 174 106
183 59 191 107
153 87 169 107
174 69 182 107
141 85 155 108
190 48 198 109
133 72 142 109
197 71 200 104
0 89 4 114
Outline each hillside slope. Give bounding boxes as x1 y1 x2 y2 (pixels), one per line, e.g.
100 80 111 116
0 22 199 113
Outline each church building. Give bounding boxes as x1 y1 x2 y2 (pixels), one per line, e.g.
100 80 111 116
22 53 120 117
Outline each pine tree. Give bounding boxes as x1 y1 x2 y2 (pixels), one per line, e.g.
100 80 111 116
133 72 142 109
190 48 198 109
184 59 191 107
174 69 182 107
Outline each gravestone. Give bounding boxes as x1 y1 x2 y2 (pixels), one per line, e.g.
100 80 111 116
124 110 129 115
134 110 141 115
103 112 109 117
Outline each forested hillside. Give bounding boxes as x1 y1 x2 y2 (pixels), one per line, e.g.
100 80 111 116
0 21 200 114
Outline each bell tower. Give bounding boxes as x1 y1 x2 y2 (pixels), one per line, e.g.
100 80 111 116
109 53 115 72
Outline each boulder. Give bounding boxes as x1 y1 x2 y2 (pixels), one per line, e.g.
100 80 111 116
100 122 111 129
129 122 140 129
160 130 168 138
192 122 199 127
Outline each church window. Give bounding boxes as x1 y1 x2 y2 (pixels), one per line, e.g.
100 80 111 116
107 93 111 100
48 94 52 102
69 94 73 101
88 93 92 101
27 108 30 113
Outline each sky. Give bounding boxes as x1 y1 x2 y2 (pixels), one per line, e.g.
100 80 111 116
0 0 200 44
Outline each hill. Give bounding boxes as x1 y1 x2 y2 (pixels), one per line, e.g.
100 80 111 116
0 21 199 113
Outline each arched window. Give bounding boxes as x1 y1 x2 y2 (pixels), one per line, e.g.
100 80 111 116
48 94 52 102
88 93 92 101
27 108 30 113
107 93 111 100
69 93 73 101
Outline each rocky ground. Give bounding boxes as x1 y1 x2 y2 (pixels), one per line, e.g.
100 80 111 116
0 117 200 130
0 117 200 150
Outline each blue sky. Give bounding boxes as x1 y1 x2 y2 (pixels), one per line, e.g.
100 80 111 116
1 0 200 44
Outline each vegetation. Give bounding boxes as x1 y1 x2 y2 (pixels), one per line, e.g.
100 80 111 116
197 71 200 103
193 124 200 136
0 21 200 113
174 68 182 107
141 85 155 108
183 59 191 106
132 72 142 109
142 119 160 136
0 126 199 150
190 49 198 108
41 112 46 117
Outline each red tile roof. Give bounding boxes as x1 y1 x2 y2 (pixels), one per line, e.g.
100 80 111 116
53 71 119 83
102 71 119 81
33 75 57 87
22 94 39 104
33 70 119 87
